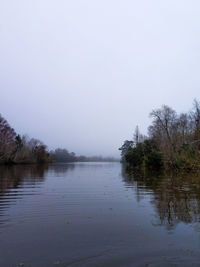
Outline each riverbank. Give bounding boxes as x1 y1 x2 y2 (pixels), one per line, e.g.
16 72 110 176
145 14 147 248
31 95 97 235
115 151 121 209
119 100 200 172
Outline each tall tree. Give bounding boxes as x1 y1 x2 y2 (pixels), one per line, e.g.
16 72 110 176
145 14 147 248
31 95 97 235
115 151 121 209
0 114 16 163
149 105 177 164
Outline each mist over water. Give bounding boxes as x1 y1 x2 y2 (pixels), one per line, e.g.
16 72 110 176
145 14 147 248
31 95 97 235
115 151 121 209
1 1 200 156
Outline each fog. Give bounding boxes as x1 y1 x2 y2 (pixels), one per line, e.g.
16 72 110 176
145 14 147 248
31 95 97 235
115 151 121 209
1 0 200 156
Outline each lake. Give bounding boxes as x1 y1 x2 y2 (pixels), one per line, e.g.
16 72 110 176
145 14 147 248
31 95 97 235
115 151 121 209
0 162 200 266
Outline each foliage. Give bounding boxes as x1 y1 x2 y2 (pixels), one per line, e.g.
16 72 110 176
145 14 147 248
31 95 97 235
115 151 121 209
0 114 50 164
0 114 16 163
50 148 76 162
144 151 163 169
125 144 144 167
50 149 119 163
120 99 200 170
119 140 134 161
0 113 119 164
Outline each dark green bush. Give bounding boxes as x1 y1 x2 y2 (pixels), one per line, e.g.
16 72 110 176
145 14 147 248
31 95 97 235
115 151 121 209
145 151 163 169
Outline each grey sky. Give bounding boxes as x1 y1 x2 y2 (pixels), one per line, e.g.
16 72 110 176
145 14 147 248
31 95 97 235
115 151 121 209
1 0 200 156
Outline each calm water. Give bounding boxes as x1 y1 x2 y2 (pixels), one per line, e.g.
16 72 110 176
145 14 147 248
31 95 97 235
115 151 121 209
0 163 200 266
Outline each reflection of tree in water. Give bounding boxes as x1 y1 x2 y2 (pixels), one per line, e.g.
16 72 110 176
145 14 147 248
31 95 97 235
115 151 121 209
49 162 113 177
0 164 48 192
122 165 200 230
0 164 75 227
49 163 75 176
0 164 75 193
0 165 49 225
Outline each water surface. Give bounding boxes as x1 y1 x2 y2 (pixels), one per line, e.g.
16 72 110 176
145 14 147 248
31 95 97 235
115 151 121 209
0 163 200 266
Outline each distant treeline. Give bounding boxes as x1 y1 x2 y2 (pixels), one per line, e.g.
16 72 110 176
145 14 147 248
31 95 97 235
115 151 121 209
50 148 118 163
0 114 118 164
119 99 200 170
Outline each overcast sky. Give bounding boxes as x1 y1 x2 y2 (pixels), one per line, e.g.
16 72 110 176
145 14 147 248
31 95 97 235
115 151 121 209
1 0 200 157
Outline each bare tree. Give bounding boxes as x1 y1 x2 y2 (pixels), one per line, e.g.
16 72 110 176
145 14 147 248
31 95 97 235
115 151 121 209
190 99 200 146
0 114 16 163
149 105 178 164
